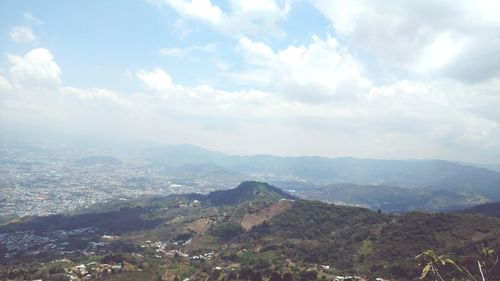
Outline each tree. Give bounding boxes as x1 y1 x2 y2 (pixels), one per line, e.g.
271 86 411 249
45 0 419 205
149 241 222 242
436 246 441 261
299 270 317 281
270 272 283 281
282 272 293 281
416 250 461 281
416 247 498 281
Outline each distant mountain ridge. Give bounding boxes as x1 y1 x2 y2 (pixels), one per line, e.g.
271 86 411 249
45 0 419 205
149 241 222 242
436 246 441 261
146 144 500 200
298 183 488 212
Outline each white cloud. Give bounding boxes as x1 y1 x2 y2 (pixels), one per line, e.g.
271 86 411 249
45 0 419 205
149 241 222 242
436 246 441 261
1 46 499 164
158 43 216 57
368 80 428 97
220 69 274 86
238 35 372 103
156 0 290 38
9 25 36 43
163 0 224 24
471 0 500 24
365 79 500 157
417 32 467 72
24 12 43 24
233 0 284 12
311 0 500 82
0 75 13 91
231 35 499 160
136 68 175 92
239 37 275 62
60 87 131 107
7 48 61 89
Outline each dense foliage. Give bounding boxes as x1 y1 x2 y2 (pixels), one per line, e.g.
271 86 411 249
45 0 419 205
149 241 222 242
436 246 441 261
460 202 500 218
207 181 296 206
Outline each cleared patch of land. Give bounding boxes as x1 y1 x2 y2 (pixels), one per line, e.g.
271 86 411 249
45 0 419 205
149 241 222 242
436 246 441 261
240 200 293 230
187 218 214 234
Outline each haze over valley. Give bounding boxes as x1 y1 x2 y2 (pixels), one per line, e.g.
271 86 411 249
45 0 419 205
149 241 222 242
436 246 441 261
2 142 499 220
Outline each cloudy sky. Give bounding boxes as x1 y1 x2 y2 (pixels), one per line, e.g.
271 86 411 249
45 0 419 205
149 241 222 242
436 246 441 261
0 0 499 163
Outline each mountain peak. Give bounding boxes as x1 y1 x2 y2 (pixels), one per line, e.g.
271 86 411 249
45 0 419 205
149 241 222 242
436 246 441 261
206 181 295 206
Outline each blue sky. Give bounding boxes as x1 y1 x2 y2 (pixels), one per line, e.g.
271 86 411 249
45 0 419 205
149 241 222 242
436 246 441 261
0 0 330 92
1 0 500 164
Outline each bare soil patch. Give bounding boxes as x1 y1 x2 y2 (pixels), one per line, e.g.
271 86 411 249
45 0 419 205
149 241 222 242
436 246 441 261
240 200 293 230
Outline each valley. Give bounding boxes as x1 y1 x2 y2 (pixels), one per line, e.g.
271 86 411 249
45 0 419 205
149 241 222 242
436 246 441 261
2 143 500 220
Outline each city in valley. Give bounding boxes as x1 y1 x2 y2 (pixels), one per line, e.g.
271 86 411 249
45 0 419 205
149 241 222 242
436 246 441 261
0 144 233 218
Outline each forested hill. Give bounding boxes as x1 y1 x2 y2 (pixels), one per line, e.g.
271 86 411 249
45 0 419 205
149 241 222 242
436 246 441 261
298 183 488 212
205 181 296 206
460 202 500 218
2 182 500 281
248 200 500 279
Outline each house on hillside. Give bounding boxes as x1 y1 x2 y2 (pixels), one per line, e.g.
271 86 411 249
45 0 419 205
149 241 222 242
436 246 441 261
335 276 360 281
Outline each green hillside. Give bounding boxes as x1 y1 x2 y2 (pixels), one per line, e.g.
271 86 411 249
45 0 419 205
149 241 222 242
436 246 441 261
249 200 500 279
206 181 296 206
297 183 487 212
1 182 500 281
460 202 500 218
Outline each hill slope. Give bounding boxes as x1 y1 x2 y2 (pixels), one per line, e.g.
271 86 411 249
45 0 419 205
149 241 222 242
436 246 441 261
298 183 488 212
249 200 500 278
460 202 500 218
206 181 296 206
2 182 500 281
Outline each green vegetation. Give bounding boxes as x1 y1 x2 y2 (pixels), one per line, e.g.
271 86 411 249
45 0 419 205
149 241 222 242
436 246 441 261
300 183 487 212
206 181 296 206
1 207 163 234
257 200 389 239
210 222 245 241
416 246 499 281
2 181 500 280
460 202 500 218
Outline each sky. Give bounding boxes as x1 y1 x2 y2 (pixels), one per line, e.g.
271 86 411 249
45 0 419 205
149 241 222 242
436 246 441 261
0 0 500 164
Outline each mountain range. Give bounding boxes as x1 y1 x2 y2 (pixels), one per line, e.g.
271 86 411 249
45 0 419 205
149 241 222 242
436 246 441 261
146 144 500 211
